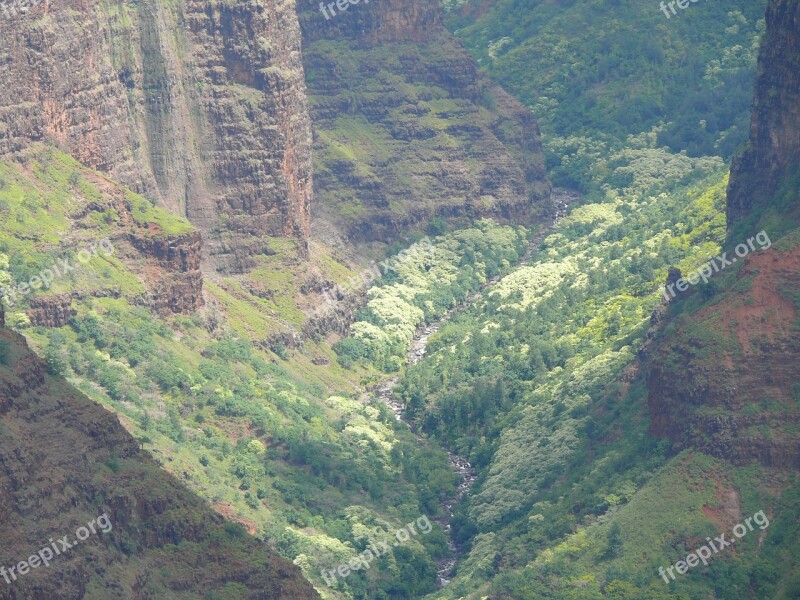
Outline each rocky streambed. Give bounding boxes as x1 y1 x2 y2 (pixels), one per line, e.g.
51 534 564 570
372 190 574 586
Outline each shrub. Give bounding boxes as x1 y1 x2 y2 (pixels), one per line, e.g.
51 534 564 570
332 337 369 368
146 360 189 391
272 342 289 360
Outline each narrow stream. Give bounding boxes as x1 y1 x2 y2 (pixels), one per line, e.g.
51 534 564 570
372 190 574 587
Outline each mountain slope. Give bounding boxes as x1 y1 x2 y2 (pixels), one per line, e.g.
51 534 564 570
0 146 467 599
444 0 766 189
297 0 551 243
0 303 318 599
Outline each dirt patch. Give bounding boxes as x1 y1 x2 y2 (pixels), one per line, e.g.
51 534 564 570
213 502 259 535
693 246 800 353
701 474 741 530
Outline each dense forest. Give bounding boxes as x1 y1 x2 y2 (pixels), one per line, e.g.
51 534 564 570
1 0 799 598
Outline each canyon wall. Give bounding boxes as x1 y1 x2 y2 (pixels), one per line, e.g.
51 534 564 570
649 0 800 468
727 0 800 226
0 0 550 260
297 0 551 242
0 0 313 272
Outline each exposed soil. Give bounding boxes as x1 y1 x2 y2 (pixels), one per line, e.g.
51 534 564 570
722 246 800 352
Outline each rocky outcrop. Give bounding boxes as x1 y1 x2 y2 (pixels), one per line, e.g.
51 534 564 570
0 328 319 599
75 168 206 316
26 293 77 328
147 271 204 316
302 288 366 340
127 229 205 314
128 231 202 272
727 0 800 226
0 0 313 268
297 0 551 243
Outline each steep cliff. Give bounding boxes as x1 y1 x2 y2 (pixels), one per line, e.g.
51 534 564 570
648 0 800 468
0 0 313 270
647 245 800 467
297 0 551 242
0 327 318 599
727 0 800 226
0 146 204 318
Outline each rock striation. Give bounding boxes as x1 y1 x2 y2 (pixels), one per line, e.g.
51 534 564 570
0 0 313 269
26 293 77 328
127 229 205 315
647 247 800 468
297 0 551 242
727 0 800 226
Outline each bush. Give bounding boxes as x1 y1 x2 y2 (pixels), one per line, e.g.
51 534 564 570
44 331 68 376
272 342 289 360
215 395 249 417
333 337 369 368
146 360 189 391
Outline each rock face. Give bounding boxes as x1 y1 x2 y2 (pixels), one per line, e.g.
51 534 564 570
0 0 313 269
647 242 800 468
127 229 205 315
648 0 800 470
297 0 551 242
301 0 442 43
727 0 800 226
128 231 203 273
0 329 319 599
26 293 77 328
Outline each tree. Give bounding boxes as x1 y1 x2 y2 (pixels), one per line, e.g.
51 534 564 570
603 523 624 560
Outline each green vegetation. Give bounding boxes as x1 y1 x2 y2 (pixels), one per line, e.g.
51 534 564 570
328 124 800 596
126 189 196 235
444 0 766 189
49 296 455 599
0 338 10 365
0 146 463 600
336 221 527 371
4 2 799 598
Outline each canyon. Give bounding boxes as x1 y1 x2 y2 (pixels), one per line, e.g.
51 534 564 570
0 0 798 597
